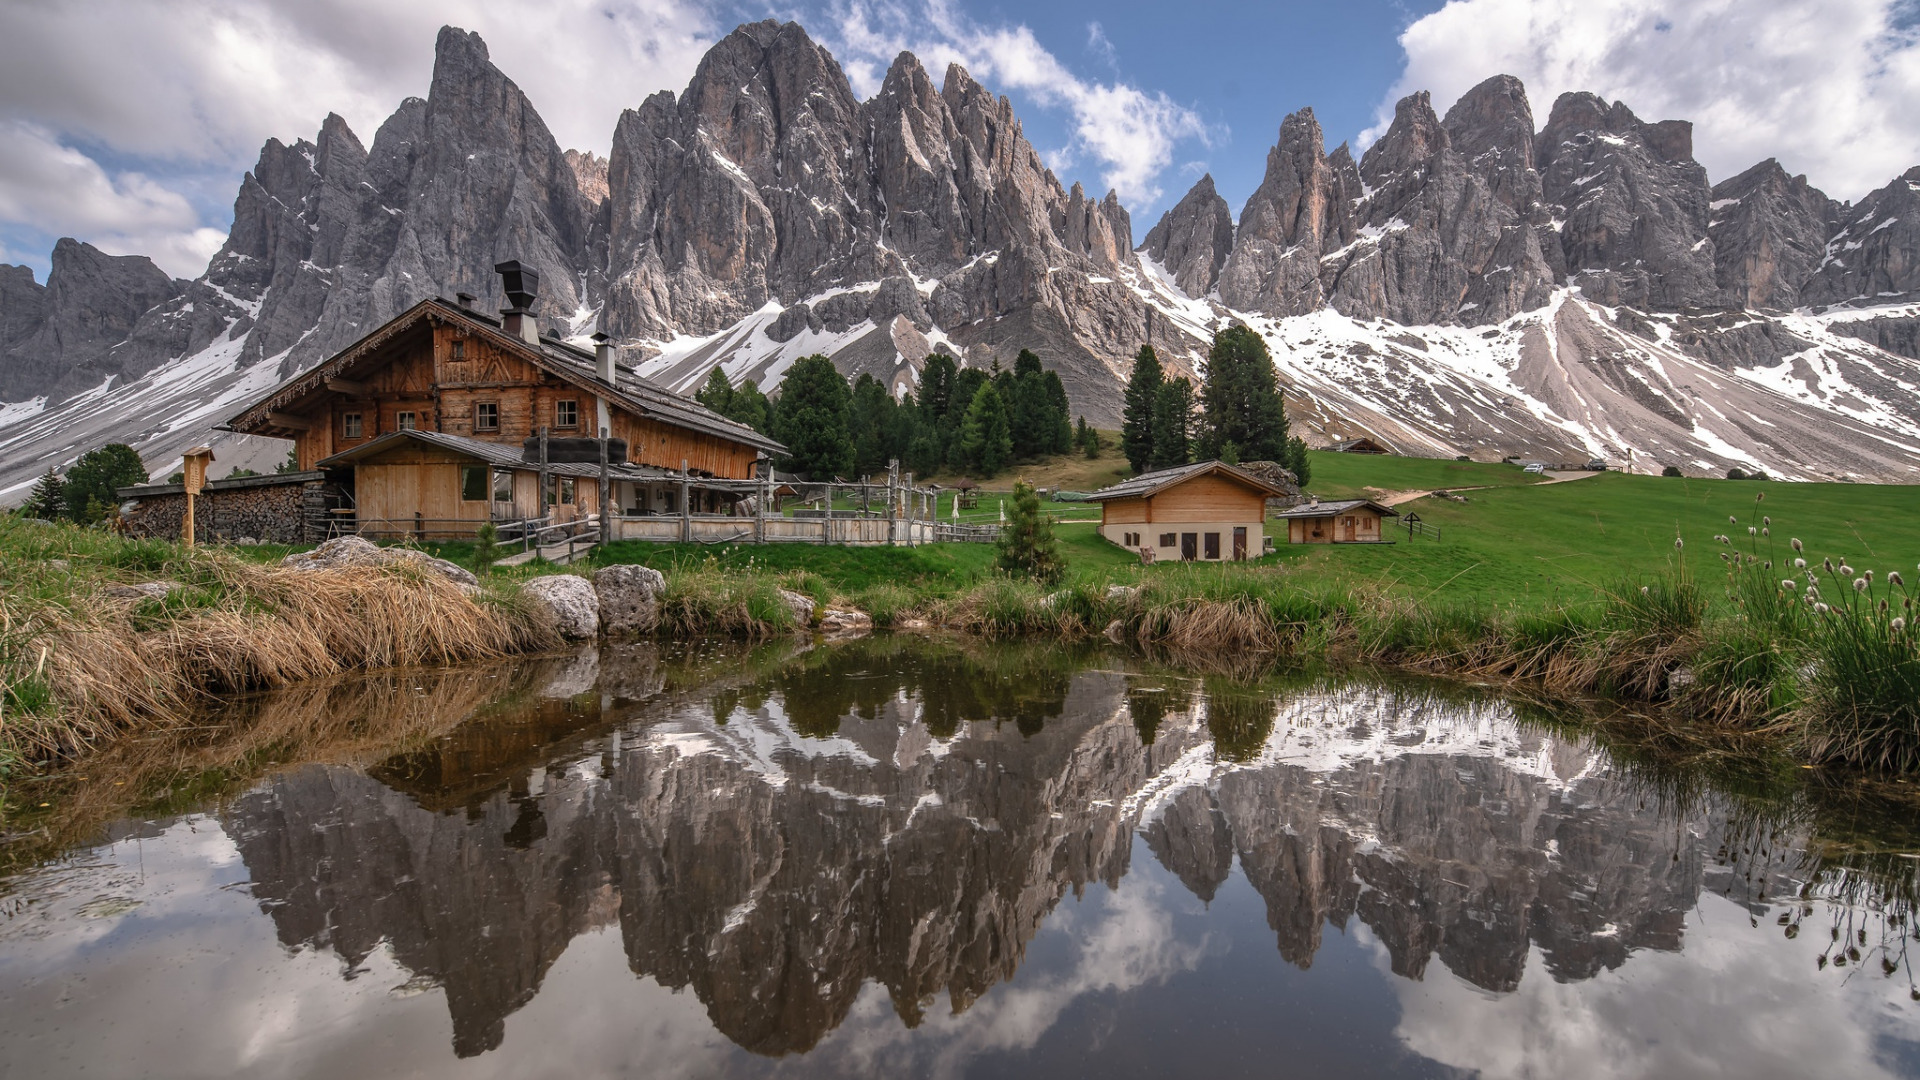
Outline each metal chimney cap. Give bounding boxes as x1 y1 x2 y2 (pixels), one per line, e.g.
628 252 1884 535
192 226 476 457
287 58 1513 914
492 260 539 312
455 291 476 309
590 331 611 344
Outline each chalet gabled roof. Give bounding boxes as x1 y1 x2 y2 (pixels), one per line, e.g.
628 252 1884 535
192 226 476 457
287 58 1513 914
1084 460 1293 502
221 297 784 455
1271 498 1400 519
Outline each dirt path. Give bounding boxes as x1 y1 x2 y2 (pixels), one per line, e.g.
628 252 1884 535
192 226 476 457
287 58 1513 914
1366 470 1600 507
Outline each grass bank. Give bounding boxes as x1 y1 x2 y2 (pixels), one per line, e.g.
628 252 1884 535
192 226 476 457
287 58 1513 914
0 518 556 775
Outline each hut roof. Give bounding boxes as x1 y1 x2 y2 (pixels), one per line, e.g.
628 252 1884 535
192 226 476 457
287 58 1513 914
1084 460 1294 503
1270 498 1400 519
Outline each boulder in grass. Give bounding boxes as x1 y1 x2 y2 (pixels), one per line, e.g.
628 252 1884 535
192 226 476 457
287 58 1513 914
1105 619 1127 644
106 581 181 601
1105 585 1139 605
818 608 873 637
521 575 601 640
778 588 816 627
281 536 476 586
594 564 666 636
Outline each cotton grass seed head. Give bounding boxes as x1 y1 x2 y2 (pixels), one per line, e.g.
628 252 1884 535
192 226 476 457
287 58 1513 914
1855 578 1869 592
1891 571 1905 587
1815 602 1831 614
1762 527 1769 537
1674 537 1684 550
1782 579 1798 590
1729 516 1738 525
1795 557 1807 568
1748 526 1757 535
1894 617 1907 632
1791 538 1803 552
1763 516 1771 526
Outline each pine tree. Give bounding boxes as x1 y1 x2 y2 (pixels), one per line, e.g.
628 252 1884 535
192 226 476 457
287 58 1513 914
63 443 147 523
22 469 66 520
1120 345 1162 474
1285 436 1311 485
956 382 1013 477
918 353 957 424
695 366 734 414
770 355 855 479
1076 417 1100 459
1149 379 1192 470
1196 326 1290 463
724 379 772 433
849 373 899 476
995 481 1064 585
1042 371 1074 453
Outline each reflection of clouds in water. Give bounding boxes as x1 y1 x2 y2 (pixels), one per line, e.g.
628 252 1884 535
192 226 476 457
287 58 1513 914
1386 893 1914 1080
808 874 1207 1080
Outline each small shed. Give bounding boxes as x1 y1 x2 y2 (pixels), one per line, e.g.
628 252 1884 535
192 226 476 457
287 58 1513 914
1085 460 1290 562
1330 436 1393 455
1272 498 1399 544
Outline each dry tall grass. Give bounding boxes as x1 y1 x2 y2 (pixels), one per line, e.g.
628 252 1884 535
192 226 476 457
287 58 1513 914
2 523 556 768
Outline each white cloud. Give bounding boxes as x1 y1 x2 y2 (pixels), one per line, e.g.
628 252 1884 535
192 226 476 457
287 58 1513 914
0 0 719 275
1365 0 1920 200
831 1 1209 206
0 121 225 276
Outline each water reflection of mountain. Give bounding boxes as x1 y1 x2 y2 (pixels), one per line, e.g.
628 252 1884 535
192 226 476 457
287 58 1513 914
220 641 1815 1060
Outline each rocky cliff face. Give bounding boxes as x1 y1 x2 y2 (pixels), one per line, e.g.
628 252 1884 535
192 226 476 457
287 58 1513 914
6 21 1920 496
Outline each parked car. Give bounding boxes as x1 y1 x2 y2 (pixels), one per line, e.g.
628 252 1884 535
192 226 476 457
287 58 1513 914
1523 463 1546 474
1585 459 1608 471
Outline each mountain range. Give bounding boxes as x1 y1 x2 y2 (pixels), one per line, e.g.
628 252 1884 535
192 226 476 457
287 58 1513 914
4 19 1920 496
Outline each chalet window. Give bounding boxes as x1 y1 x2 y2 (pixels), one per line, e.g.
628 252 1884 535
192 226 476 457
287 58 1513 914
396 411 416 430
1204 532 1221 560
342 412 363 439
451 339 465 360
1159 532 1175 548
560 477 576 505
493 469 512 502
460 466 488 502
474 402 499 432
555 399 579 428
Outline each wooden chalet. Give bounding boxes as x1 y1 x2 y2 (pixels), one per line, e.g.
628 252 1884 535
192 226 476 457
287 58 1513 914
1086 460 1289 562
218 262 785 540
1272 498 1399 544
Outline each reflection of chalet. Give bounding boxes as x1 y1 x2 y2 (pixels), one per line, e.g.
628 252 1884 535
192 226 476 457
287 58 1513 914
219 262 783 538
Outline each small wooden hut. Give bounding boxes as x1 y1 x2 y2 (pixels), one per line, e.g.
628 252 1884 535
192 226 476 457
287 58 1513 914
1085 460 1289 562
1272 498 1399 544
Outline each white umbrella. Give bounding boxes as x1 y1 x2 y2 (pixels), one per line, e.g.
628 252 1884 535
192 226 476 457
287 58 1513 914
998 499 1006 524
951 493 959 521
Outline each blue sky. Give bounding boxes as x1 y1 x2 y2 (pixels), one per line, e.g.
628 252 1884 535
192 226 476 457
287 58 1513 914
4 0 1920 281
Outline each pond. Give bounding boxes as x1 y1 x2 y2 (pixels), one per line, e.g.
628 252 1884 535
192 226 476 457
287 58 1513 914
2 636 1917 1079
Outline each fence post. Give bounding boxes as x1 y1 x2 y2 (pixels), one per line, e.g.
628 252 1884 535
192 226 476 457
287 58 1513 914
680 459 690 543
598 426 611 546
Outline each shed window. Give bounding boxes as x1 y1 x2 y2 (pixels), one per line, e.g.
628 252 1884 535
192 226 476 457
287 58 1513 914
493 469 513 502
342 412 363 439
1159 532 1175 548
474 402 499 432
460 466 488 502
560 477 576 505
451 339 465 360
396 411 416 430
555 399 579 428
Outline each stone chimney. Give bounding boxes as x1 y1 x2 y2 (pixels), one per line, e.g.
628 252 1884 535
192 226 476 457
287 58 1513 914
493 260 541 344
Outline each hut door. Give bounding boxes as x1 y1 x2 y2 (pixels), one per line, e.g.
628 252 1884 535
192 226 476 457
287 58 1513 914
1233 527 1247 560
1180 533 1198 561
1341 515 1356 542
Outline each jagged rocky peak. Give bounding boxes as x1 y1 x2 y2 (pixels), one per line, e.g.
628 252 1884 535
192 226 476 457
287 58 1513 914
0 264 46 356
1140 173 1235 297
1708 158 1840 310
564 149 609 206
1538 92 1720 310
1217 106 1353 315
1804 164 1920 306
0 239 181 401
1441 74 1539 216
1059 183 1132 268
864 50 970 269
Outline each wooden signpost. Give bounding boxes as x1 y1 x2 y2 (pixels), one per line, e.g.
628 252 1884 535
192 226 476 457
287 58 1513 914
181 446 213 548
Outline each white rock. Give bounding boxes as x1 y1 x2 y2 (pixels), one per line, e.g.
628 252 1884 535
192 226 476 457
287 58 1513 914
778 588 816 627
280 535 477 586
106 581 180 601
522 575 601 640
818 609 873 636
1106 585 1139 605
1104 619 1127 644
593 564 667 636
